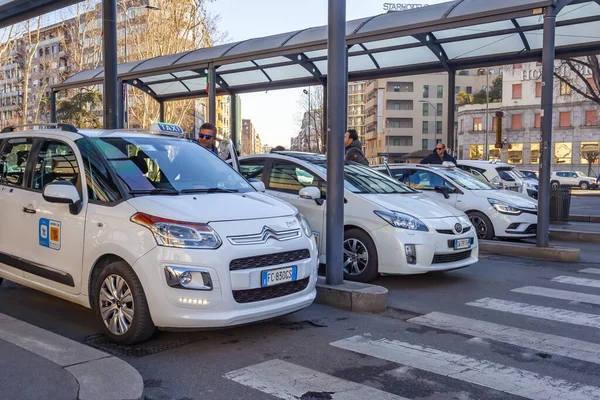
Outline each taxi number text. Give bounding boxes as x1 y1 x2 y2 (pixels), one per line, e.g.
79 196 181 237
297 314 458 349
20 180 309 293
261 266 297 287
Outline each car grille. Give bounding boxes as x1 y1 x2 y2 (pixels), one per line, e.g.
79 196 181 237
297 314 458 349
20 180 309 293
524 224 537 234
232 278 310 303
432 250 472 264
229 249 311 271
436 226 472 235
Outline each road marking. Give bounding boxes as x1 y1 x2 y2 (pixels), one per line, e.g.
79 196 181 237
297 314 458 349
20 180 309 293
512 286 600 306
408 311 600 364
224 359 407 400
467 297 600 329
330 335 600 400
580 268 600 275
552 276 600 289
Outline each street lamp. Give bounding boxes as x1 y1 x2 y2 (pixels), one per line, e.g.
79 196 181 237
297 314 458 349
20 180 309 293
478 68 490 160
121 1 160 127
420 100 438 149
303 88 311 152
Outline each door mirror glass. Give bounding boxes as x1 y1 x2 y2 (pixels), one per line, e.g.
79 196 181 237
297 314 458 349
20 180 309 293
248 179 266 192
299 186 321 200
43 181 82 214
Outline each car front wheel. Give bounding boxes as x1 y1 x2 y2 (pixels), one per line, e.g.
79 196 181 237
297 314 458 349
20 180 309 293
343 228 378 283
93 260 156 345
580 181 590 190
468 211 495 241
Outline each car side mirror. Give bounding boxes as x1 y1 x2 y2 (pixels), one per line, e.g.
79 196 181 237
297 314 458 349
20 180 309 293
299 186 321 200
43 181 82 215
248 179 266 192
434 185 450 199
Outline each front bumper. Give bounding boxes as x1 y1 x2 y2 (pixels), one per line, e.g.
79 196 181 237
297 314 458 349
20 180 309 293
490 208 538 238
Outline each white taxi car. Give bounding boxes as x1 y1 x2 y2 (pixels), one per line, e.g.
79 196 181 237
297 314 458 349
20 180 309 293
0 123 318 344
236 152 478 283
374 163 539 240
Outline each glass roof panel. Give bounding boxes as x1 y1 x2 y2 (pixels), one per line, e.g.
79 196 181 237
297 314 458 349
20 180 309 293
285 17 371 46
149 81 188 96
524 30 543 49
304 49 327 59
181 78 205 92
516 15 544 27
447 0 548 18
349 44 363 54
139 74 175 83
224 32 301 56
254 56 290 66
172 71 199 78
262 64 313 81
363 36 419 50
130 52 191 73
433 21 516 40
373 46 438 68
173 43 235 66
217 61 256 73
313 60 328 74
348 55 376 72
219 70 270 86
557 3 600 22
63 68 102 83
443 34 524 59
357 3 452 34
555 21 600 47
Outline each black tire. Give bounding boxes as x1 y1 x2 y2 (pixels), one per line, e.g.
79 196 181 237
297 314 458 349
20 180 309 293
551 181 560 189
579 181 589 190
93 260 156 345
468 211 495 241
0 277 3 287
343 228 378 283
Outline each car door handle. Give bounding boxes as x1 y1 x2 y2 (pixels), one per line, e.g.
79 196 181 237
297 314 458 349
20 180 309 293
22 207 36 214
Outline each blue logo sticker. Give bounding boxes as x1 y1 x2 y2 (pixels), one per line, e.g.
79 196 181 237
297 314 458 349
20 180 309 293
39 218 61 250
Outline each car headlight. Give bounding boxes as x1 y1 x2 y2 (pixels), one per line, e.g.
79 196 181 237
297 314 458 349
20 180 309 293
488 198 522 215
131 212 222 249
374 211 429 232
295 212 312 237
524 181 536 189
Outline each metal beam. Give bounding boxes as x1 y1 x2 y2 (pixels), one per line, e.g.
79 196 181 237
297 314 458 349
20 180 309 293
159 101 165 122
128 79 159 99
285 54 323 82
325 0 346 286
230 94 238 149
208 63 216 125
322 79 328 153
511 19 531 51
102 0 118 129
117 80 124 129
413 33 451 72
447 70 456 152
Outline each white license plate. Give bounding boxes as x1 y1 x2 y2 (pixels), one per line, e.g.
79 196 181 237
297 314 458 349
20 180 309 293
454 238 472 250
261 266 298 287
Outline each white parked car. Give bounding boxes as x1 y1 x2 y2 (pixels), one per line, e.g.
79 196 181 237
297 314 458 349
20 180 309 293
236 152 479 283
456 160 538 199
0 123 318 344
374 163 539 240
551 171 597 190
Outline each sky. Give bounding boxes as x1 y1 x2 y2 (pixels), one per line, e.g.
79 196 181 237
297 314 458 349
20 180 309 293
204 0 442 148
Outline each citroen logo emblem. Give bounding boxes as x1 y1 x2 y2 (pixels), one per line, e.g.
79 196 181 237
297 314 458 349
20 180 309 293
454 223 463 234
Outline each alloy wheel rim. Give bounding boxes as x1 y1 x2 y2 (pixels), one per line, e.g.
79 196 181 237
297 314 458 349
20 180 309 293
99 274 134 336
470 216 488 239
343 238 369 275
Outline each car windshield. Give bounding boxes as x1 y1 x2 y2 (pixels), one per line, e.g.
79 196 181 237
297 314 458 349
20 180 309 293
496 167 518 182
434 167 495 190
577 171 588 177
91 136 253 195
312 162 415 194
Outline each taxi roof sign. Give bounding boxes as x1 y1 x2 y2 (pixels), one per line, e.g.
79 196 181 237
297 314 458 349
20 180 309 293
149 122 184 137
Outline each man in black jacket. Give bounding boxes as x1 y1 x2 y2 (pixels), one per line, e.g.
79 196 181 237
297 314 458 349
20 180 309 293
420 143 457 165
344 129 369 165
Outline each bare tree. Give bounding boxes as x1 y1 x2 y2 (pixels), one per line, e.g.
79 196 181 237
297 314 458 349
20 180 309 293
580 150 599 176
294 86 324 153
553 56 600 104
13 18 44 124
0 26 17 128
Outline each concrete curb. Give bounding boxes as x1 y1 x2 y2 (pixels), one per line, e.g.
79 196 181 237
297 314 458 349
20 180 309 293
315 276 388 312
479 240 580 262
0 313 143 400
549 229 600 244
569 215 600 223
571 190 600 197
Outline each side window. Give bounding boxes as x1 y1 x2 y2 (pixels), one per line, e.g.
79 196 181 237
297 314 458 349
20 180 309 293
268 162 323 195
571 172 578 178
406 170 448 190
0 137 34 187
239 159 266 181
390 168 408 182
76 139 122 203
32 140 80 191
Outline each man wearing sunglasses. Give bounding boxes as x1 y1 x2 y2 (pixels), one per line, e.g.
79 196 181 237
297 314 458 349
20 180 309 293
420 143 457 165
198 122 219 154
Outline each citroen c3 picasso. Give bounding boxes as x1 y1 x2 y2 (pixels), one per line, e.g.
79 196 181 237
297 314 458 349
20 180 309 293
0 123 318 344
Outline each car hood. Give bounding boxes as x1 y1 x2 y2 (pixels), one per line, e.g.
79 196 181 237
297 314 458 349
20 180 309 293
359 193 465 219
471 189 537 208
127 192 296 223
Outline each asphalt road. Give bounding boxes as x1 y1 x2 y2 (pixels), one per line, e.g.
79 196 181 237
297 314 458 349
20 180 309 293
570 194 600 216
3 242 600 400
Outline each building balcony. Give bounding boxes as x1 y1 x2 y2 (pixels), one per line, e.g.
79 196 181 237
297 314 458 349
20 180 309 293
385 109 414 118
366 131 378 141
385 91 415 100
386 127 414 135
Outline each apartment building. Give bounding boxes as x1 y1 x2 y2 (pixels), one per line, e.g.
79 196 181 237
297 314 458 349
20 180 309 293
291 110 321 152
457 62 600 174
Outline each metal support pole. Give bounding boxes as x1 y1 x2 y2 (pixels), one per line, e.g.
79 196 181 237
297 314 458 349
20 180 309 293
537 6 557 248
325 0 346 286
117 81 124 129
230 94 238 149
102 0 118 129
208 64 216 125
485 71 489 159
159 101 165 122
447 71 456 153
322 80 328 153
50 91 57 123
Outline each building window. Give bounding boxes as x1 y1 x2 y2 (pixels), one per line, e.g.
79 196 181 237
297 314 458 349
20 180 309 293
437 85 444 99
393 103 401 110
511 114 522 130
466 86 472 94
423 85 429 98
491 117 497 132
555 142 573 164
422 121 429 134
469 144 483 160
436 103 443 117
393 85 400 92
512 84 522 99
454 86 460 94
531 143 540 164
422 139 429 150
436 121 443 135
535 82 542 98
422 103 429 116
460 119 464 133
587 78 598 95
473 117 483 131
489 145 501 161
534 113 541 128
508 143 524 164
559 111 571 127
586 110 598 126
560 81 571 96
581 142 599 165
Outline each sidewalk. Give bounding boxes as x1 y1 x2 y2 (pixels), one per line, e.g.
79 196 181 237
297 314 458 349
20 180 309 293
550 220 600 244
0 313 143 400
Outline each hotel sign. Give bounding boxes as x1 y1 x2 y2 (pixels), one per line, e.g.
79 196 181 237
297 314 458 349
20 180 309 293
521 63 592 81
383 3 429 11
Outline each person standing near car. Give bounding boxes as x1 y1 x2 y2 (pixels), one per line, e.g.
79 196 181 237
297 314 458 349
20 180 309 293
420 143 457 165
198 122 219 155
344 129 369 165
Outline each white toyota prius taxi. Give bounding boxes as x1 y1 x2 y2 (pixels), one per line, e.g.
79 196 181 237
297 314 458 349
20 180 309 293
0 122 318 344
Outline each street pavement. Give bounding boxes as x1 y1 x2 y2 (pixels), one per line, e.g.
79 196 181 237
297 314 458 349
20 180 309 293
2 241 600 399
570 194 600 216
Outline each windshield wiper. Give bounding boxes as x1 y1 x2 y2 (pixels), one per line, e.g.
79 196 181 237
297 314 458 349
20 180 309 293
179 188 239 194
129 188 180 195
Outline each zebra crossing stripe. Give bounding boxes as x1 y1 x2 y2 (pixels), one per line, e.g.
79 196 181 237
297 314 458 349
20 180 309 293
408 311 600 364
579 268 600 275
330 335 600 400
224 359 407 400
512 286 600 306
552 275 600 289
467 297 600 329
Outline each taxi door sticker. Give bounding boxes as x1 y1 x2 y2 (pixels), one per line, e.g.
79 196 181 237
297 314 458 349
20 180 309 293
39 218 61 250
312 231 320 250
